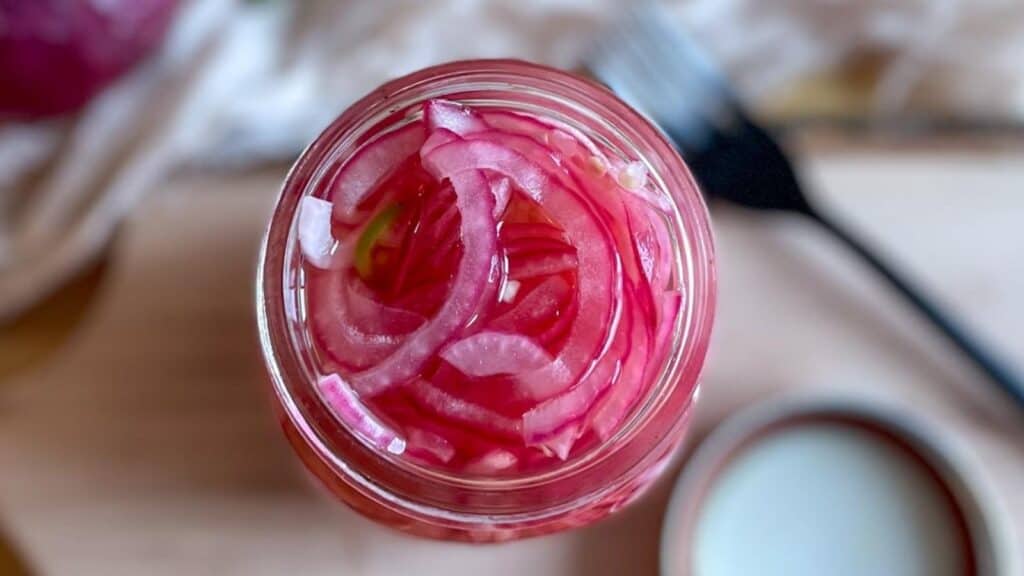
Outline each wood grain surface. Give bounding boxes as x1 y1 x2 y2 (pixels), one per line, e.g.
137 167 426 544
1 149 1022 575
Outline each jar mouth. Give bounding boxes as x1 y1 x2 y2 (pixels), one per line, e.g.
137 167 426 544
257 59 716 520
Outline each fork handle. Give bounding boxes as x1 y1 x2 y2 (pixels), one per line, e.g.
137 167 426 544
807 208 1024 407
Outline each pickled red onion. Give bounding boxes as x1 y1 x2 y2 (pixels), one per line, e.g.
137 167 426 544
538 423 582 461
345 279 425 335
591 290 676 440
424 99 489 135
318 374 406 455
441 331 553 377
301 98 687 470
350 170 498 396
406 427 456 464
624 195 673 293
309 270 407 370
421 139 617 401
480 109 607 159
489 275 573 334
407 380 521 438
507 250 579 280
465 450 518 474
329 122 426 224
500 222 567 244
523 302 631 446
488 175 512 217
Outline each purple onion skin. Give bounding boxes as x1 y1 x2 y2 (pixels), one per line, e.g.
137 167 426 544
0 0 180 119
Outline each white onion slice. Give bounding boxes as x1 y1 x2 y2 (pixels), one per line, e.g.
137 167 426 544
297 196 340 270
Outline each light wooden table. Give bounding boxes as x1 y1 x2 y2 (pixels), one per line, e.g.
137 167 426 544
1 147 1022 575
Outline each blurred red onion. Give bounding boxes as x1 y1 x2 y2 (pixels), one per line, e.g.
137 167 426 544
0 0 180 119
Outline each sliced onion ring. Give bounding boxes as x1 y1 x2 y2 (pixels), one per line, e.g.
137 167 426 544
422 139 617 401
407 379 521 438
489 275 573 334
488 174 512 217
405 427 456 464
537 422 582 461
421 128 460 157
329 122 426 224
309 270 407 370
345 279 425 335
480 109 607 159
464 449 518 474
441 331 553 377
500 222 567 244
507 250 578 280
350 169 498 396
318 374 406 454
523 301 631 446
424 99 488 136
590 288 667 440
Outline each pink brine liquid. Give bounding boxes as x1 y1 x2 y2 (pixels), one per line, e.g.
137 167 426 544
298 99 682 476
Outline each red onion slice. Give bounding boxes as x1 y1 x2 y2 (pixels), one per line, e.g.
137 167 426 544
462 131 577 191
329 122 426 224
564 155 661 334
464 449 518 474
590 289 668 441
563 158 639 273
425 137 514 218
488 275 573 334
405 427 456 464
507 251 579 280
624 194 674 293
522 294 632 447
424 99 488 136
503 236 574 256
421 139 617 401
421 128 461 157
481 110 607 159
308 270 406 370
537 422 582 461
425 237 462 273
441 331 553 377
646 290 681 384
488 174 512 217
318 374 406 454
350 170 498 396
392 278 452 317
345 279 425 335
430 202 462 243
500 222 567 244
407 380 521 438
537 289 580 346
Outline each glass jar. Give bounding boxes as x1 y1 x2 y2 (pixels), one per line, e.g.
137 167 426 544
257 59 716 542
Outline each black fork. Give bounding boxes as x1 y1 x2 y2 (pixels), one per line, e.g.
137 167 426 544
587 4 1024 410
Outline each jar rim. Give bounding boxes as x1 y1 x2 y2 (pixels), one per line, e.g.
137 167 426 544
257 59 717 527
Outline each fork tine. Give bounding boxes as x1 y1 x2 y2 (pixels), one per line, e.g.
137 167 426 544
587 3 738 152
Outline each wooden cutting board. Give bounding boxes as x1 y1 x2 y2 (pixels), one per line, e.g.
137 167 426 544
1 150 1022 575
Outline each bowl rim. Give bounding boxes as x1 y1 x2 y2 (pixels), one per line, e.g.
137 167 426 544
659 395 1016 576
